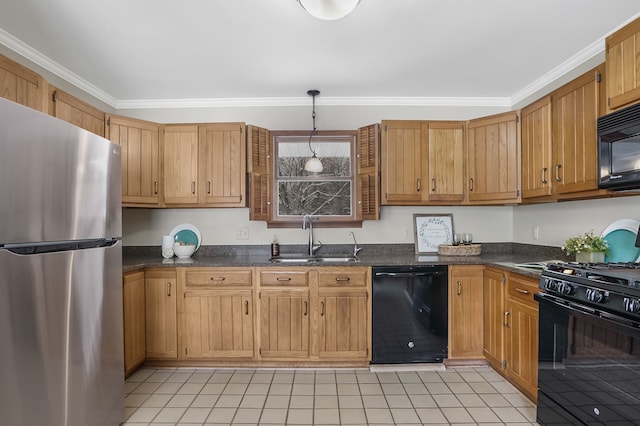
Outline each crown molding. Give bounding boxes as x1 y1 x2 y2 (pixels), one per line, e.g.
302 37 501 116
0 28 118 107
115 96 512 109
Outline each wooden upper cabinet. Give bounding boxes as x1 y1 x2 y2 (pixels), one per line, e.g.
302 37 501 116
467 111 521 204
381 120 424 204
521 96 552 199
424 121 465 202
248 125 271 221
50 89 105 136
356 124 380 220
0 54 47 112
107 114 161 206
162 125 199 205
551 65 603 195
199 123 246 207
606 16 640 111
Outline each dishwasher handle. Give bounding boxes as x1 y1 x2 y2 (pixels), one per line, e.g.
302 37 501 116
374 271 445 278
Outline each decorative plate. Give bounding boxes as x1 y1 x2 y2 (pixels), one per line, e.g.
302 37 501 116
600 218 640 263
169 223 201 251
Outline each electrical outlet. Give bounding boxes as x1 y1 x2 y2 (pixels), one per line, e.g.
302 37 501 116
236 227 249 240
532 225 539 240
404 228 412 239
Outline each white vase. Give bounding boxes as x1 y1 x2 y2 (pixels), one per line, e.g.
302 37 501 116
575 251 605 263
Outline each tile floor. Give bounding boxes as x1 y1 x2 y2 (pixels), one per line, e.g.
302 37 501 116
123 366 539 426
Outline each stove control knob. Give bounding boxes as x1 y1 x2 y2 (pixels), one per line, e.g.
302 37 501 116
543 278 558 292
623 298 640 313
585 288 606 303
558 282 575 296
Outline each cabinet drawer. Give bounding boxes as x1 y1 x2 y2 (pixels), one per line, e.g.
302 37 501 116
259 270 309 286
507 275 538 305
318 268 367 287
185 269 252 287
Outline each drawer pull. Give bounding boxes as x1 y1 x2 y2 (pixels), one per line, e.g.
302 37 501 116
515 287 530 295
504 311 510 328
245 300 249 315
335 277 350 282
456 280 462 296
167 282 172 297
277 277 292 281
320 301 325 316
210 276 225 281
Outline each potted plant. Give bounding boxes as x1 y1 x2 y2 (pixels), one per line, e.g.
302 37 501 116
562 230 609 263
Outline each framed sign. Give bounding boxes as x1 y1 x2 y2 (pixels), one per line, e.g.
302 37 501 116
413 213 454 254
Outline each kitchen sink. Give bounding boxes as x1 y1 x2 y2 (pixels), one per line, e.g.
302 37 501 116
269 255 359 264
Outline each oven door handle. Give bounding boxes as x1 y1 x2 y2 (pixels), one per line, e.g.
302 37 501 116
536 292 640 330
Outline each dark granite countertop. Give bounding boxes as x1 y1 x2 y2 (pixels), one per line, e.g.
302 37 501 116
123 243 569 280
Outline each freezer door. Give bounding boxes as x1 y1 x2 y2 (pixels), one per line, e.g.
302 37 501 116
0 98 121 244
0 242 124 426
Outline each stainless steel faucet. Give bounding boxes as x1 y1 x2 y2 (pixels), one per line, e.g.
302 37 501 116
349 231 363 257
302 215 322 256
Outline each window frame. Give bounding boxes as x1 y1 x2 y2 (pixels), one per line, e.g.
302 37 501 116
268 130 359 228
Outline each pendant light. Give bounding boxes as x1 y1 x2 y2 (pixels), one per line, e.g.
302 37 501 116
304 89 323 173
298 0 361 21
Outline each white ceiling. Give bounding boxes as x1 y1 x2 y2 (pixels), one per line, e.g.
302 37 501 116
1 0 640 109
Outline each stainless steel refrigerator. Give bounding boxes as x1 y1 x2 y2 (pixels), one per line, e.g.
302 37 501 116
0 98 124 425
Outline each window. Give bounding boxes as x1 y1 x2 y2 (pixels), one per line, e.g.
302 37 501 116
270 131 357 227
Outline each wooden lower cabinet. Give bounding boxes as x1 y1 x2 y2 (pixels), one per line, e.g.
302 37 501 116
448 266 484 360
145 269 178 359
317 268 370 360
258 269 310 359
504 274 539 402
123 271 146 376
483 268 506 370
181 268 254 359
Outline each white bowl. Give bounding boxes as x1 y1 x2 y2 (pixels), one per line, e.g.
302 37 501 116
173 243 196 258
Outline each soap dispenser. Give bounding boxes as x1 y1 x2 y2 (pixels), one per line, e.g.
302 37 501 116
271 235 280 257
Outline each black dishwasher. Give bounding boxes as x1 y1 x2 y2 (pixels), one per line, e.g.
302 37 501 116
372 265 448 364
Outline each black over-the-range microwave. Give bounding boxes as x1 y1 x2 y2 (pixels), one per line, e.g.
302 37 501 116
598 101 640 190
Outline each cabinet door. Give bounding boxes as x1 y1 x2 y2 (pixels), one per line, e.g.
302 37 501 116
483 268 505 371
425 121 465 202
0 54 47 112
467 112 520 204
248 125 271 221
521 96 552 199
51 89 105 136
448 266 484 359
551 66 603 195
381 120 424 204
163 125 199 205
107 115 161 206
145 269 178 359
123 271 145 375
606 16 640 111
259 288 310 359
183 289 254 359
318 289 368 360
504 274 538 402
199 123 246 206
356 123 380 220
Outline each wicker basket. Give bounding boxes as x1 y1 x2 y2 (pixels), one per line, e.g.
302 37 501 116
438 243 482 256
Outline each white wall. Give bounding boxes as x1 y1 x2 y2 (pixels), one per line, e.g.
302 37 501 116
122 205 513 247
513 195 640 247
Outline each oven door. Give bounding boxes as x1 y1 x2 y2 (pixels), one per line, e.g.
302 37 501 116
536 292 640 425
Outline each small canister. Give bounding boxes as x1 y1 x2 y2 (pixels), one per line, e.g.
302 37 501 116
162 234 174 259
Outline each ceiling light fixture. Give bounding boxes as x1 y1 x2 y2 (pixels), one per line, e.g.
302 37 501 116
298 0 361 20
304 89 323 173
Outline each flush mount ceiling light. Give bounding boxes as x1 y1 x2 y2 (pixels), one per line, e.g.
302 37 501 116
304 89 323 173
298 0 361 20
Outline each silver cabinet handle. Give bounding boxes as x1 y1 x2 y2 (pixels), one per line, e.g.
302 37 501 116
456 280 462 296
515 287 530 295
504 311 511 328
541 167 548 184
469 178 474 191
154 181 159 195
167 282 172 297
554 164 562 182
416 178 421 192
207 181 211 194
431 178 436 192
191 181 196 194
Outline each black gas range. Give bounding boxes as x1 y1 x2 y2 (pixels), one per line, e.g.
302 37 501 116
540 262 640 324
536 262 640 425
